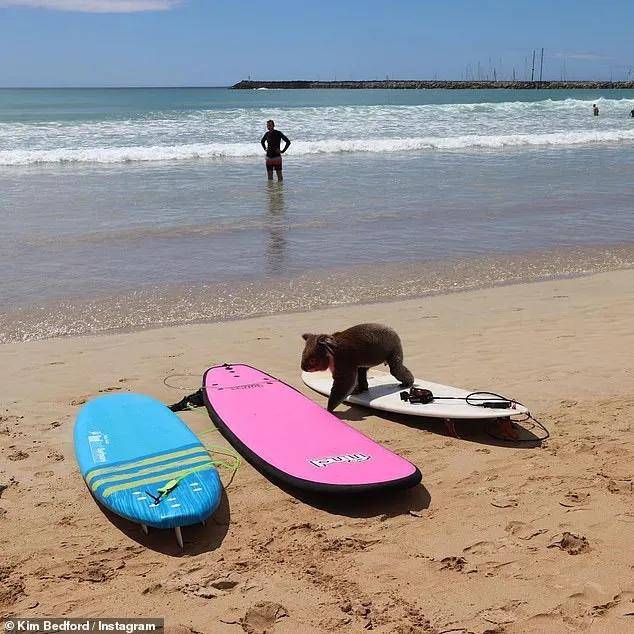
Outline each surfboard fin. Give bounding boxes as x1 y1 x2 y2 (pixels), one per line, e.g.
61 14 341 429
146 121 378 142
141 524 149 535
175 526 183 548
444 419 459 438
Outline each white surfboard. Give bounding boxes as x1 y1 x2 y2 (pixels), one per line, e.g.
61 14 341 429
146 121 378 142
301 370 529 420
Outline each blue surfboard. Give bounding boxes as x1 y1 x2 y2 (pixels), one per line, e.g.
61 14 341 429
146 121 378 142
74 393 222 547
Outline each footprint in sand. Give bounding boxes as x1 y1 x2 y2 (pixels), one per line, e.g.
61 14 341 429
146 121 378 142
58 516 77 527
7 450 29 461
548 532 590 555
59 560 123 583
607 480 633 495
463 540 498 556
0 566 26 609
591 595 623 617
479 601 525 626
208 573 242 591
240 601 288 634
1 415 24 423
505 521 548 541
439 556 467 572
322 537 379 554
559 491 590 507
491 496 518 508
175 572 243 599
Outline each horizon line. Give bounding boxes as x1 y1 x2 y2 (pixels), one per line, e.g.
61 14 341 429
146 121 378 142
2 79 634 90
0 85 230 89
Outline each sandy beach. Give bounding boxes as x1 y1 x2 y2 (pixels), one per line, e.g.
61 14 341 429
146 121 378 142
1 269 633 633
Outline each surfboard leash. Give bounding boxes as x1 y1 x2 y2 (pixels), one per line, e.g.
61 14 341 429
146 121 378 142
400 387 550 442
144 445 242 505
163 373 204 392
146 478 181 505
161 375 242 482
199 437 242 488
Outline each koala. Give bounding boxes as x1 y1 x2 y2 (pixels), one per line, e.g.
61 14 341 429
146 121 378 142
301 323 414 411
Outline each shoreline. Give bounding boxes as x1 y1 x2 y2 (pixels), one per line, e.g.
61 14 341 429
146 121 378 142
2 244 634 344
2 268 633 631
232 79 634 90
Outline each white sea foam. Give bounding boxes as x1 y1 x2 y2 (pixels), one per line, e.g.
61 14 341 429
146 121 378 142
2 96 634 166
2 128 634 165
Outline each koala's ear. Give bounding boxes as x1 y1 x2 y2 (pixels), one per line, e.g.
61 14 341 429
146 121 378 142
319 335 337 353
302 333 313 341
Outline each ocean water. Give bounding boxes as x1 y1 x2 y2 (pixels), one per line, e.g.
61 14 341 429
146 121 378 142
1 88 634 342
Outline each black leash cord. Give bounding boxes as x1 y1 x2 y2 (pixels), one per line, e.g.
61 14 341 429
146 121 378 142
425 391 519 405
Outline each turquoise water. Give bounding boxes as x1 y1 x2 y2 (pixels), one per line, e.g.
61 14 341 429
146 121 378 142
3 87 634 120
1 87 634 341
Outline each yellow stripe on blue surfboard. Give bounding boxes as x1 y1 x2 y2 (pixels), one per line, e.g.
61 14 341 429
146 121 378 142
90 453 211 492
101 461 216 498
85 445 204 485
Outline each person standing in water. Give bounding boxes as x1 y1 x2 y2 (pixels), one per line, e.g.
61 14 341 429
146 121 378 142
593 104 600 116
261 120 290 181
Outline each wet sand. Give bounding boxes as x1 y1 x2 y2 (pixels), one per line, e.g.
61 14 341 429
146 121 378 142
3 244 634 344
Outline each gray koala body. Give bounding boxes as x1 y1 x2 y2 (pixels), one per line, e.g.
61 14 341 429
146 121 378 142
301 323 414 411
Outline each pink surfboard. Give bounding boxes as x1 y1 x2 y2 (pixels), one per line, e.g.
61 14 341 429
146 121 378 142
202 364 421 494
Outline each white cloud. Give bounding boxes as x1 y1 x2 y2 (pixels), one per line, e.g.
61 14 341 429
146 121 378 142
0 0 184 12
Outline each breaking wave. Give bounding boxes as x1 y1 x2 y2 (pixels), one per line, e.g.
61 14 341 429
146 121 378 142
2 128 634 165
2 95 634 166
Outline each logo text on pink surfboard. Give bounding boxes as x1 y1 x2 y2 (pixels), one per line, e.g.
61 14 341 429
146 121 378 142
309 453 371 468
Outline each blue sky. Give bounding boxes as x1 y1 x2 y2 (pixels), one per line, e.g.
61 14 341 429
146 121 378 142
0 0 632 87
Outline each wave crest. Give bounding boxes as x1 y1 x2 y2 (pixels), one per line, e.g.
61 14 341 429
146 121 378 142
2 128 634 165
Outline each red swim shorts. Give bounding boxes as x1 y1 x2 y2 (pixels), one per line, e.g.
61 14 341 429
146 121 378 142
266 156 283 169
